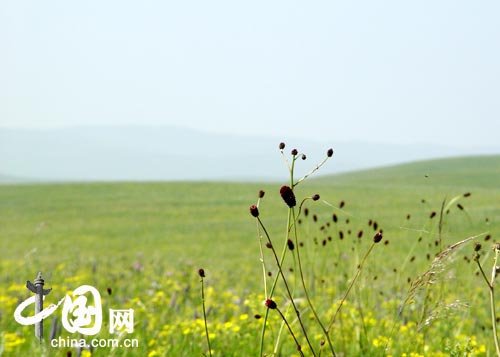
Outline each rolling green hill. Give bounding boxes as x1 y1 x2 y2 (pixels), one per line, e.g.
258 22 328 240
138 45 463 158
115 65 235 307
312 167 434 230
317 154 500 189
1 155 497 281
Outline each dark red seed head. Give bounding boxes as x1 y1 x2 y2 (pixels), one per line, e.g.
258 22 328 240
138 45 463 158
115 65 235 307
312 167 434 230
67 352 72 357
266 242 272 249
249 205 259 217
457 203 464 210
106 287 112 295
312 194 320 201
287 239 295 251
430 211 436 219
279 142 285 150
339 200 345 208
265 299 277 309
301 154 307 160
327 148 334 157
280 186 296 208
373 231 383 243
291 149 298 156
258 190 265 198
464 192 471 197
198 268 205 278
474 242 482 252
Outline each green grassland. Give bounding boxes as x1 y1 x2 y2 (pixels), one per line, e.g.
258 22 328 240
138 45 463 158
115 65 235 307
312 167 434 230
0 154 499 356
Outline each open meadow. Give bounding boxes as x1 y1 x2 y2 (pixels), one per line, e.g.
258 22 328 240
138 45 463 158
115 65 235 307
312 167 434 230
1 153 499 356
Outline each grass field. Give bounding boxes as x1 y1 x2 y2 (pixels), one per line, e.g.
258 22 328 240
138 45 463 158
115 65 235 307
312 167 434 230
1 153 499 356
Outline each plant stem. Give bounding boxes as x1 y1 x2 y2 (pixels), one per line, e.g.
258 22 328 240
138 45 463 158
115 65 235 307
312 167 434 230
276 306 306 357
200 278 212 357
327 243 375 332
292 206 337 356
490 246 500 357
257 217 316 355
259 208 293 356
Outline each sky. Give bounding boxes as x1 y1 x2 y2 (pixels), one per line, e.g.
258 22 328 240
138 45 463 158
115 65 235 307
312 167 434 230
2 1 500 151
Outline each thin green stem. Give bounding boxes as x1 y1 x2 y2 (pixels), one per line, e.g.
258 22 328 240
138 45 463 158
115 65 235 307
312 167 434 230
327 243 376 332
490 247 500 357
200 278 212 357
476 259 490 288
276 307 305 357
257 217 316 355
259 209 293 356
294 156 330 188
292 205 337 356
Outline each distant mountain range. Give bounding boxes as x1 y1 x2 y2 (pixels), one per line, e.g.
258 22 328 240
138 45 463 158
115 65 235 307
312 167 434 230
1 126 498 182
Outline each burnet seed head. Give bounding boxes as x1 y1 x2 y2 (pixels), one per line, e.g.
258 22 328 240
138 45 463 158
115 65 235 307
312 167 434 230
280 185 296 208
264 298 277 309
373 231 383 243
249 205 259 217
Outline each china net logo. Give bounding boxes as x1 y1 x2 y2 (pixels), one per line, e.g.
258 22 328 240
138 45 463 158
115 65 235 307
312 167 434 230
13 272 138 349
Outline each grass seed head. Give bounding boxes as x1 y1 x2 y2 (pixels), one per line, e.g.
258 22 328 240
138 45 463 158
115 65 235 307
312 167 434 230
258 190 265 198
291 148 298 156
198 268 206 278
279 142 285 150
287 239 295 251
327 148 334 157
312 194 320 201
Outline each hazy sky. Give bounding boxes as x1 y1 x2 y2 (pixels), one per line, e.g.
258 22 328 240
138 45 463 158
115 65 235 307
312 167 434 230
2 1 499 150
